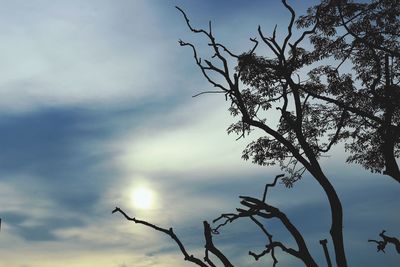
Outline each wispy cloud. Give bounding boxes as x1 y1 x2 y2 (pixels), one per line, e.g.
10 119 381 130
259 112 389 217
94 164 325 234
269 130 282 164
0 1 398 267
0 0 182 114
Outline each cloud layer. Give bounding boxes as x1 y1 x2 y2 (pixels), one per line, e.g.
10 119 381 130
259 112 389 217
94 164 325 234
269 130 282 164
0 1 399 267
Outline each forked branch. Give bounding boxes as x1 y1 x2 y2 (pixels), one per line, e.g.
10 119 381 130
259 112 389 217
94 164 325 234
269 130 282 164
368 230 400 253
212 175 318 267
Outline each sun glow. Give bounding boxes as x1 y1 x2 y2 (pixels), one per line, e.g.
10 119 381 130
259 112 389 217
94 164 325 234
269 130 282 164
131 186 154 210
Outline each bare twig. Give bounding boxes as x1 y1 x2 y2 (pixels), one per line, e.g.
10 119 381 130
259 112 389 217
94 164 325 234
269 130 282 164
262 174 284 202
319 109 348 153
211 176 318 267
192 90 226 98
249 216 278 266
112 207 209 267
369 230 400 253
319 239 333 267
204 221 234 267
282 0 296 53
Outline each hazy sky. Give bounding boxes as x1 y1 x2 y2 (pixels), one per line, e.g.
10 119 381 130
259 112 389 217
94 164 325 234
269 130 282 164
0 1 398 266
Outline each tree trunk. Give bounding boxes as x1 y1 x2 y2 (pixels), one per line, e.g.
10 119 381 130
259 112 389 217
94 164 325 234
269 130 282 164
382 54 400 183
312 168 348 267
382 133 400 183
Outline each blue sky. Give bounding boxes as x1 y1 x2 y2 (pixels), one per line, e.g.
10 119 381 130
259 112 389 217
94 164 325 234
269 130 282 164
0 1 399 266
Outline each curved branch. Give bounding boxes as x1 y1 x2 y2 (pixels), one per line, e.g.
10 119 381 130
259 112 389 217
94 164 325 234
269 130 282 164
282 0 296 53
369 230 400 253
212 176 318 267
112 207 209 267
318 109 348 153
203 221 234 267
239 196 317 266
262 174 285 202
178 40 229 92
249 216 279 266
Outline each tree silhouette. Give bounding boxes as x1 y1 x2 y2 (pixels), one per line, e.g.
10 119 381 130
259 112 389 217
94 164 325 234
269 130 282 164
114 175 320 267
176 1 350 265
295 0 400 182
114 0 399 266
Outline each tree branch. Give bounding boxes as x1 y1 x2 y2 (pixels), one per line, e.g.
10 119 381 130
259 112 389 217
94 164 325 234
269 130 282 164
203 221 234 267
369 230 400 253
212 176 317 267
112 207 209 267
336 2 400 58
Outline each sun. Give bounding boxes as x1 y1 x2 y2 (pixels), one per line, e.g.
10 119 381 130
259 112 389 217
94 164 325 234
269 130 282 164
131 186 154 210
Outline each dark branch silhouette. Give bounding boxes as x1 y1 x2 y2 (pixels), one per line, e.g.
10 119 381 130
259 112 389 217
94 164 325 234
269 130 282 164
112 207 209 267
212 174 318 267
319 239 333 267
114 175 321 266
115 1 399 266
369 230 400 253
177 2 348 265
297 0 400 182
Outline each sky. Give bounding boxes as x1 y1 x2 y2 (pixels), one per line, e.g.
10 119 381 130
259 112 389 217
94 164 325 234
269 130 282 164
0 0 399 266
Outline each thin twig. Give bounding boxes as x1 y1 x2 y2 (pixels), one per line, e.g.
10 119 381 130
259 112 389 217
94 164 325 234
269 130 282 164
112 207 209 267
